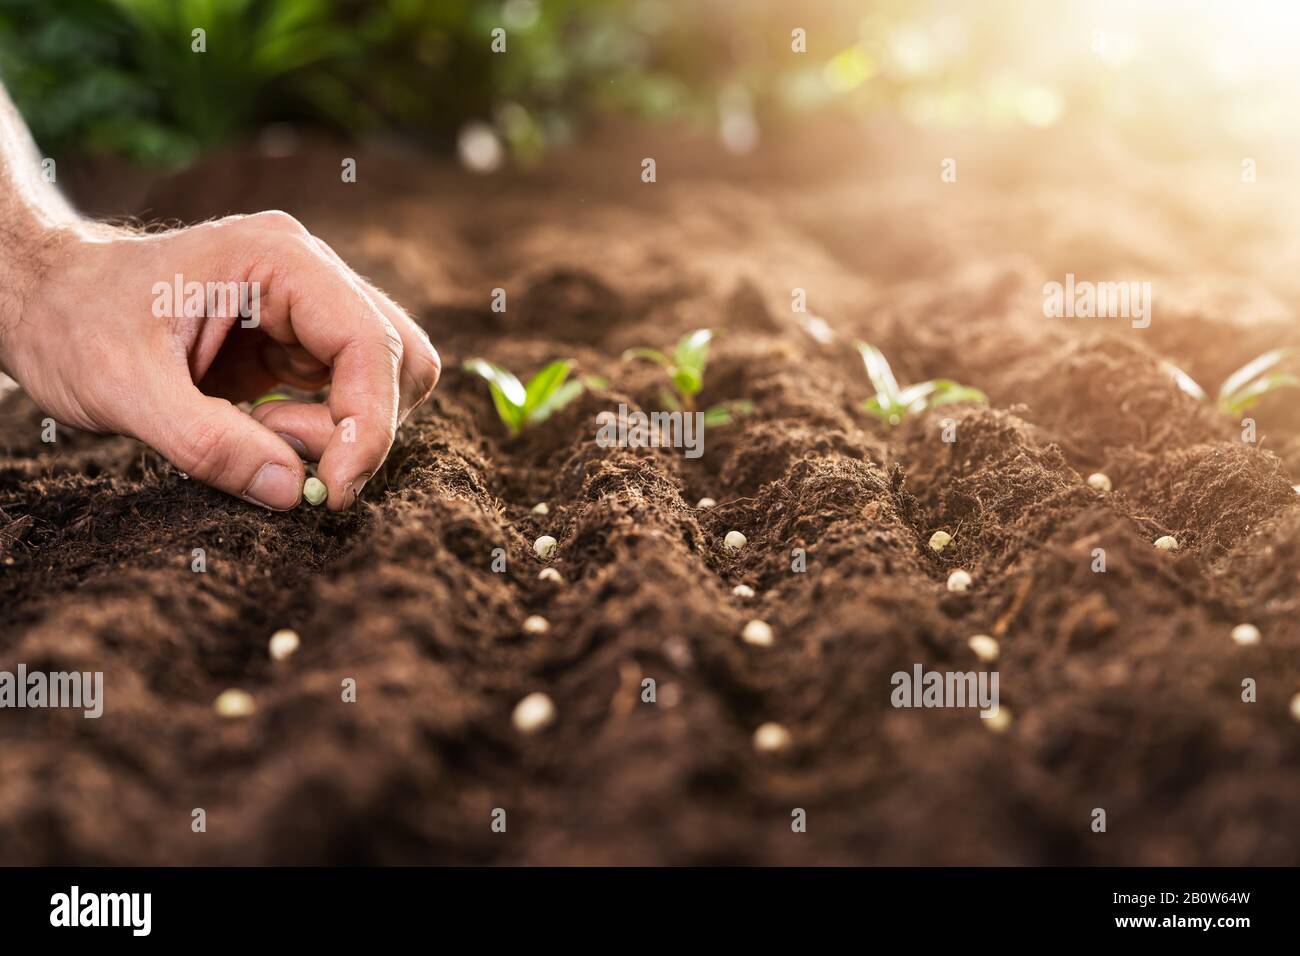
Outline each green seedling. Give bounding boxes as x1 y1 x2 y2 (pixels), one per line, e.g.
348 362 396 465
465 358 585 435
855 341 986 426
1163 348 1300 416
622 328 754 425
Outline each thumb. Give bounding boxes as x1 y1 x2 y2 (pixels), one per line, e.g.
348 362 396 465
142 387 306 510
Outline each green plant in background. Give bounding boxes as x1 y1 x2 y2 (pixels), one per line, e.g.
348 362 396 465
622 328 753 427
855 340 985 426
1163 348 1300 416
464 357 585 435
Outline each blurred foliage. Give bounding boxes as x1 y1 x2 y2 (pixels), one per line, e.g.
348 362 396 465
2 0 1269 168
0 0 924 166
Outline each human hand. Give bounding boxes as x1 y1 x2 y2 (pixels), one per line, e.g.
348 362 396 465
0 211 439 510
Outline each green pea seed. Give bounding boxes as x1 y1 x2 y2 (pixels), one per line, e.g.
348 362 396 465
303 477 327 506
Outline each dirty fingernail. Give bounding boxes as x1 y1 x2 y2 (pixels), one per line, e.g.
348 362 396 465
275 431 311 460
244 463 301 510
346 472 371 505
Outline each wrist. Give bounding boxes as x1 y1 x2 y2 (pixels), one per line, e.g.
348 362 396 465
0 217 83 376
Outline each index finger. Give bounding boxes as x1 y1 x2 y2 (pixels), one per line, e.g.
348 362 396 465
253 234 403 508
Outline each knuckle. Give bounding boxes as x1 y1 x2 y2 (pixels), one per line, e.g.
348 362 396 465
250 210 309 236
173 405 235 482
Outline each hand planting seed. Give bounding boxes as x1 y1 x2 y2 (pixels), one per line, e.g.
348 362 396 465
696 497 717 509
1154 535 1179 551
534 535 558 559
752 722 792 753
724 530 747 551
268 628 300 661
928 530 952 553
741 619 773 646
538 567 563 584
464 358 587 435
1086 472 1112 492
214 688 255 718
1163 348 1300 416
947 569 973 592
968 634 999 662
532 502 549 516
523 614 550 635
303 476 327 506
512 691 556 734
855 341 985 426
622 328 754 426
1231 623 1261 646
733 584 756 598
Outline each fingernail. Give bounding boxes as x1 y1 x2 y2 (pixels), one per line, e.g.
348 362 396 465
244 463 301 510
345 472 371 506
275 431 311 460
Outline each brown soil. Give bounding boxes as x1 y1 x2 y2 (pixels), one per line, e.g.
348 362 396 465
2 121 1300 865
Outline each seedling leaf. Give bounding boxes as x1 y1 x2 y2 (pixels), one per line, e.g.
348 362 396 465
1220 372 1300 416
529 378 584 424
1161 360 1207 401
703 399 754 428
673 328 714 381
523 360 574 416
465 358 527 433
855 341 901 406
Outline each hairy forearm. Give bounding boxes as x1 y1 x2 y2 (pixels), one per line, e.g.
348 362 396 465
0 81 84 368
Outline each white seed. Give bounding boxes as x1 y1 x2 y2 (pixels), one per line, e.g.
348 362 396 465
733 584 756 598
303 476 327 506
1230 623 1261 647
512 692 556 734
214 688 255 718
946 569 973 592
1087 472 1112 493
522 614 550 635
538 567 563 584
1290 693 1300 723
968 634 1000 662
753 722 792 752
1154 535 1179 551
531 502 549 515
724 530 747 551
697 497 717 509
534 535 558 559
1293 485 1300 495
928 530 952 553
741 619 774 646
268 628 300 661
983 707 1013 733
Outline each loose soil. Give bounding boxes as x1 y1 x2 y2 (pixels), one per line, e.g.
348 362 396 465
2 121 1299 864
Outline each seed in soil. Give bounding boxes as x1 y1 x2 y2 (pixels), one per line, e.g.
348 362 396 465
534 535 558 559
696 497 717 509
1087 472 1113 492
984 708 1013 733
1154 535 1179 551
741 619 774 646
537 567 563 584
733 584 756 598
214 688 255 718
752 722 792 753
268 628 300 661
1231 623 1261 646
947 569 973 592
968 634 999 662
512 692 556 734
532 502 549 516
928 530 952 553
724 530 747 551
523 615 550 635
303 477 327 506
